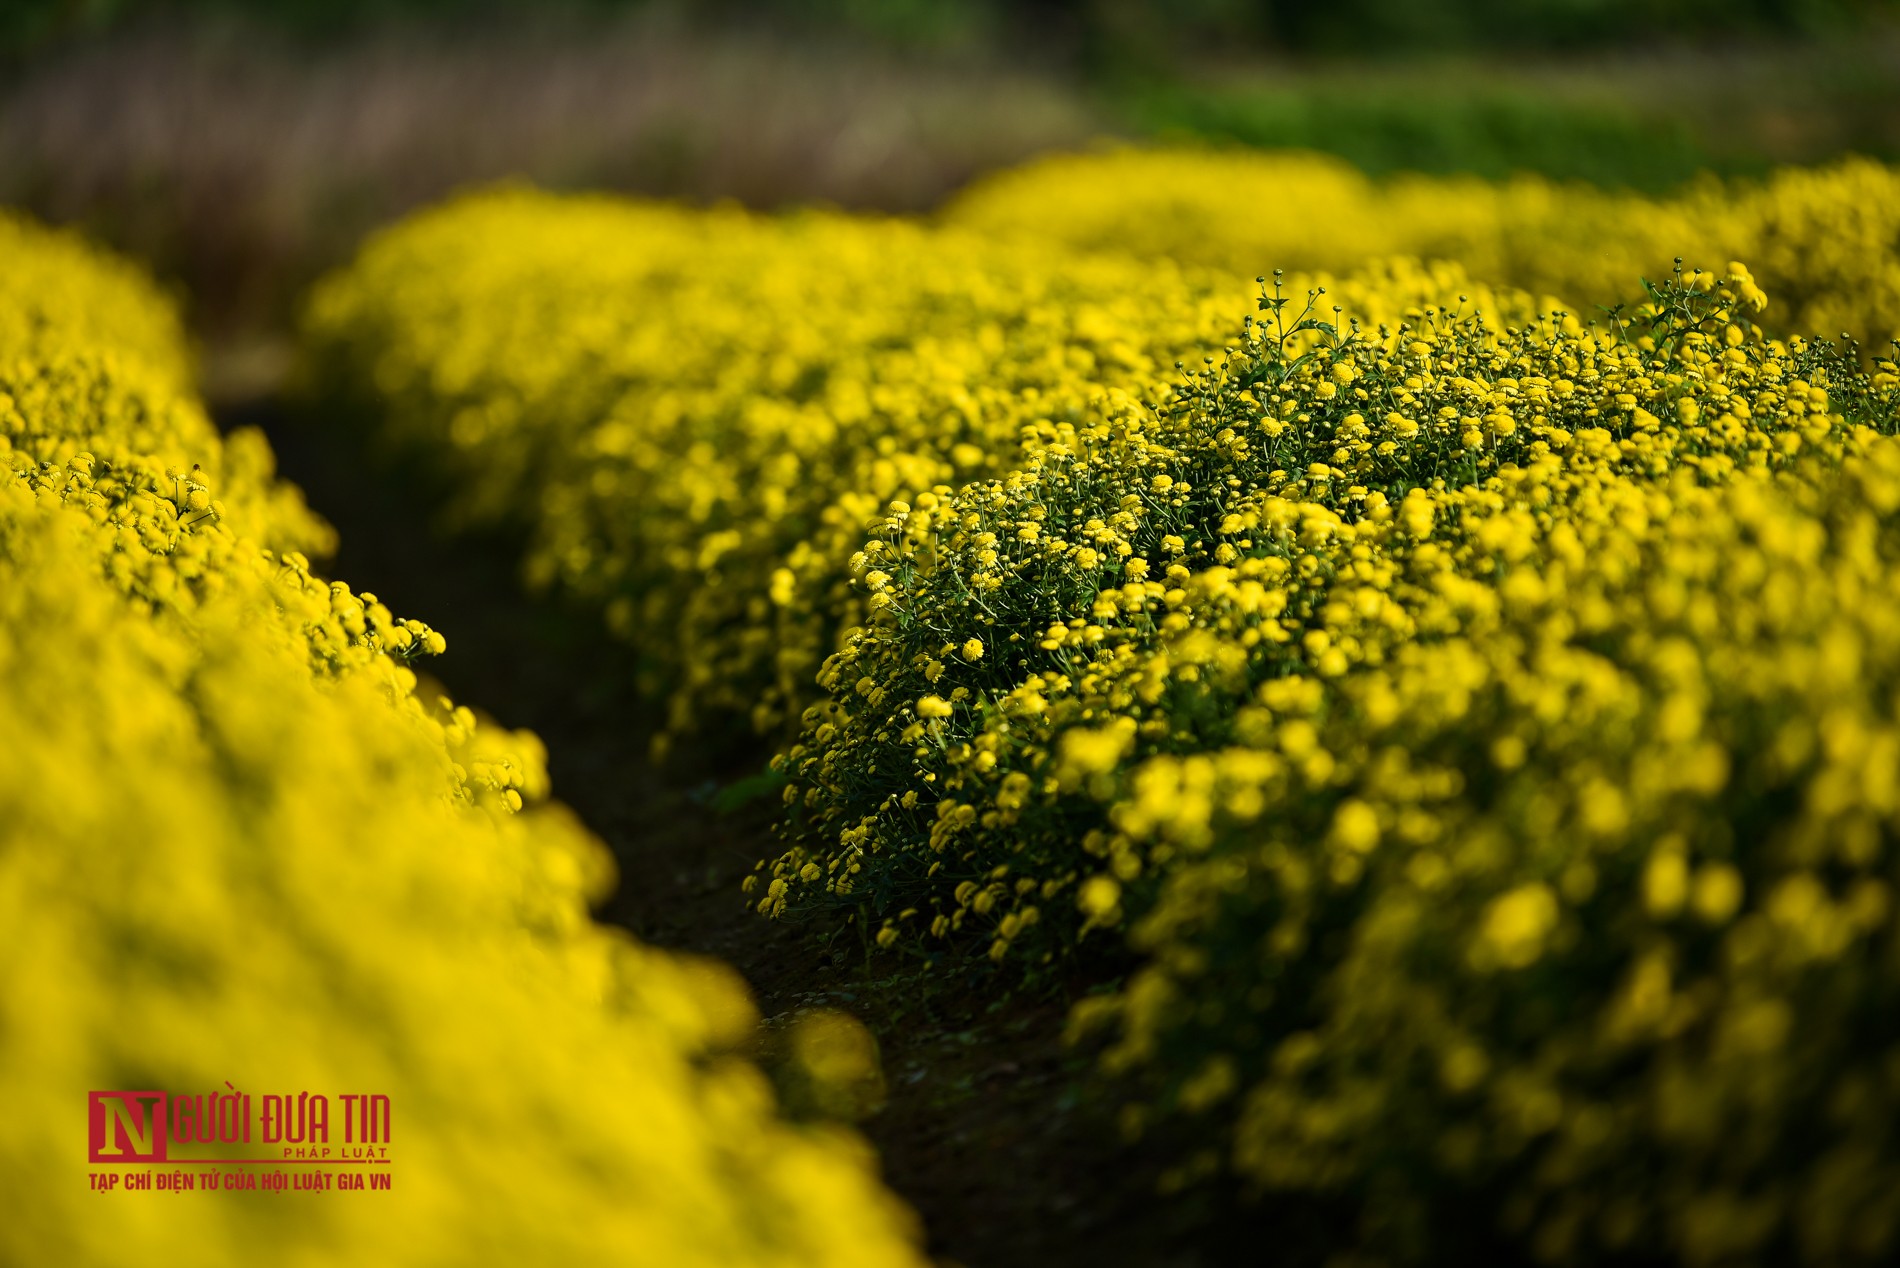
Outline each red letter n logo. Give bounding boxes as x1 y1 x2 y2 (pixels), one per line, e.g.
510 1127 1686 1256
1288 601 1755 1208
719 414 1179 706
89 1092 168 1163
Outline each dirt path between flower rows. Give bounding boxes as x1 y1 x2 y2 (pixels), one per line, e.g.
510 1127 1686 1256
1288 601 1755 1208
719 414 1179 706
237 396 1294 1268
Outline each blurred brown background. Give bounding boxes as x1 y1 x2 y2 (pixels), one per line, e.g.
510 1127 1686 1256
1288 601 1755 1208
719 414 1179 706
4 0 1896 401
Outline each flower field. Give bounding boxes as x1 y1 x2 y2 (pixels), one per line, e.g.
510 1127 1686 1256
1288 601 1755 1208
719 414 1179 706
295 147 1900 1263
0 212 924 1266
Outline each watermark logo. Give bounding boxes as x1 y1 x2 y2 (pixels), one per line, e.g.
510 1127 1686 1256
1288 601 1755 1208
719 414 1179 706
87 1085 393 1195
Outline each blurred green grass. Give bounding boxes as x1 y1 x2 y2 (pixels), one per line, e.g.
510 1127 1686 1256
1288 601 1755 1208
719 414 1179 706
1112 32 1900 190
1119 85 1714 191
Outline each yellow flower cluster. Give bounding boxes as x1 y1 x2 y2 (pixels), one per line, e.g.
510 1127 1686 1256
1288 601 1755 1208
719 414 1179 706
301 190 1270 741
0 209 197 394
771 262 1900 1262
3 214 923 1266
1107 443 1900 1264
948 146 1900 355
303 154 1900 757
303 192 1546 745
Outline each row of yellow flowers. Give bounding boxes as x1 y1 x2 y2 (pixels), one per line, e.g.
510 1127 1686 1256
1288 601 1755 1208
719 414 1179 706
305 152 1900 1263
304 191 1550 746
774 263 1900 1263
949 147 1900 355
1 211 922 1268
